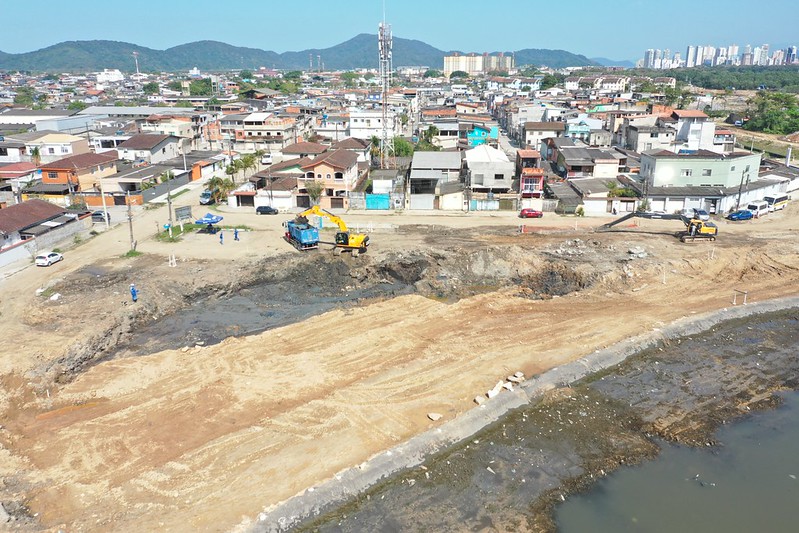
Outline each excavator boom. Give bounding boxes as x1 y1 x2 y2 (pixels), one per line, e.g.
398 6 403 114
293 205 370 255
598 211 717 242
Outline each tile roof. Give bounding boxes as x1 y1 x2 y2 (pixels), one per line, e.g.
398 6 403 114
301 149 358 170
282 141 328 155
331 137 370 150
39 152 117 171
672 109 708 119
0 199 65 235
117 134 174 150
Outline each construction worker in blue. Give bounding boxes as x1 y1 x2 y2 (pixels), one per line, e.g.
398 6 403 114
130 283 138 302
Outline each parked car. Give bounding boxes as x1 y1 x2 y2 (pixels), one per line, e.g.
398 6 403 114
91 210 110 223
35 251 63 267
727 210 754 221
199 190 214 205
256 205 279 215
519 208 543 218
260 153 273 165
693 209 710 221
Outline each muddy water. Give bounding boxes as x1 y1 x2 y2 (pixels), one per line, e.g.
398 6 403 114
294 311 799 532
119 277 414 356
557 390 799 532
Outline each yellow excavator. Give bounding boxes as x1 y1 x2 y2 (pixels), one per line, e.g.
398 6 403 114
295 205 370 255
598 211 718 242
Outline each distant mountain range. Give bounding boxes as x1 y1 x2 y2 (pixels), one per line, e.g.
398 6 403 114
0 34 597 72
591 57 636 68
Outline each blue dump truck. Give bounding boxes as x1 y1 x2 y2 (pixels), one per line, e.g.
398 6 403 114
283 219 320 250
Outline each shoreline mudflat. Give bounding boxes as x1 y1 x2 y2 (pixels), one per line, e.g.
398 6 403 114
262 297 799 532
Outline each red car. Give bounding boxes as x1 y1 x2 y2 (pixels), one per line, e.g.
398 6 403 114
519 208 544 218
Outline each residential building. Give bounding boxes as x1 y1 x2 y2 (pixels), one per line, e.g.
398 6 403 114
7 131 90 164
39 152 118 193
627 125 676 153
281 141 328 161
463 144 514 193
117 134 181 164
516 149 545 200
297 149 360 209
240 113 297 152
407 151 463 209
348 108 398 140
522 121 565 149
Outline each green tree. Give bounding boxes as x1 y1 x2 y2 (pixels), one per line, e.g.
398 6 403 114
449 70 469 80
67 101 88 111
305 180 324 205
14 86 35 106
341 71 359 87
142 82 159 94
392 137 414 157
487 70 509 77
423 69 442 78
240 153 257 180
167 81 183 92
744 91 799 134
189 78 213 96
540 74 560 90
283 71 303 81
206 176 236 203
239 70 253 80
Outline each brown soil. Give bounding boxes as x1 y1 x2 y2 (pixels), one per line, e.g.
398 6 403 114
1 202 799 532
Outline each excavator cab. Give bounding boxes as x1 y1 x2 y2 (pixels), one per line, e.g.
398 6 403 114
335 232 350 245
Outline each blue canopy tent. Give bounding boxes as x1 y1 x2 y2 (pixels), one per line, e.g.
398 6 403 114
195 213 224 233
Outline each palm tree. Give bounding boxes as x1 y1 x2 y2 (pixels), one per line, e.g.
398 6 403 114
30 146 41 166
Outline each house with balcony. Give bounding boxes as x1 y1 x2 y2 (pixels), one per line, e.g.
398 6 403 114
38 152 118 192
348 108 398 140
516 149 545 201
548 139 621 179
667 110 716 153
331 137 371 163
296 149 360 209
239 113 297 152
712 129 736 153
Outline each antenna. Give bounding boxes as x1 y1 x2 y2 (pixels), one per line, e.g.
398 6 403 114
310 53 313 71
378 12 394 169
132 51 140 76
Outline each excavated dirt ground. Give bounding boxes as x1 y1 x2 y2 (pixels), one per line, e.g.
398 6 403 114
1 205 799 532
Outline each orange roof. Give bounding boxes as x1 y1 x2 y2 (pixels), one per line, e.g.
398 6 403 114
672 109 708 118
517 149 541 158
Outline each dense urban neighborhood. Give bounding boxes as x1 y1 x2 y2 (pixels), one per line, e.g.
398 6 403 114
1 25 799 533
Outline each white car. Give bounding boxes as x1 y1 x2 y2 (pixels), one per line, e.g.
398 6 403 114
35 251 63 267
260 153 273 165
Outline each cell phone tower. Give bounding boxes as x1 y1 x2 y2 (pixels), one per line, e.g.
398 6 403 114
132 51 140 76
378 15 393 169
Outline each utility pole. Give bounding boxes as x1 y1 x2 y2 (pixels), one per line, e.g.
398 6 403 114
99 178 110 230
127 190 136 251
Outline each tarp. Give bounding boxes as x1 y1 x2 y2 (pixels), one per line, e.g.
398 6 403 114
195 213 223 225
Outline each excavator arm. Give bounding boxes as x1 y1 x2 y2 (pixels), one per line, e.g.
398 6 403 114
298 205 349 232
598 211 689 230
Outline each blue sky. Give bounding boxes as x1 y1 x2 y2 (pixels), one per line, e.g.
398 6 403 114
0 0 795 60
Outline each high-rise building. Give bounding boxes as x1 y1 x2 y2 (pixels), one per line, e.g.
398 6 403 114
686 45 697 68
772 49 785 65
787 46 798 64
644 49 655 68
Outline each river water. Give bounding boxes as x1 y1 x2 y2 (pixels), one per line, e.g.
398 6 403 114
557 389 799 532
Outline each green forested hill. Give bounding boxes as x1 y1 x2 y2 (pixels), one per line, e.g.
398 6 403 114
0 36 596 72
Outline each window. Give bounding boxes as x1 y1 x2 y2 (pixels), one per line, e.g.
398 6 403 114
47 172 57 179
0 148 7 156
494 173 505 181
61 146 69 153
48 147 55 154
731 166 736 171
702 169 712 176
680 169 692 177
317 174 322 179
326 174 331 180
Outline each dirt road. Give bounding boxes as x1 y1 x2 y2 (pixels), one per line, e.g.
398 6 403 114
1 200 798 531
